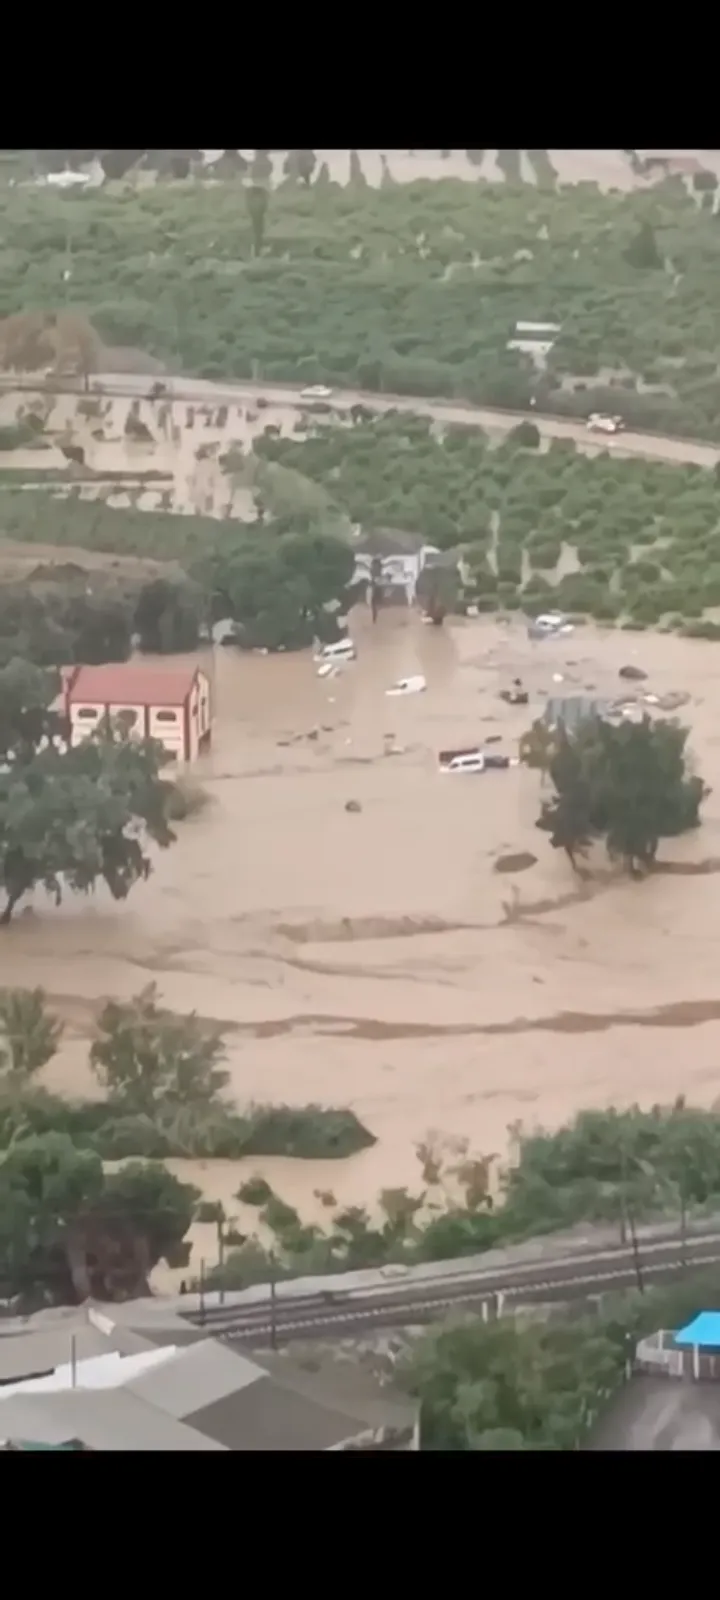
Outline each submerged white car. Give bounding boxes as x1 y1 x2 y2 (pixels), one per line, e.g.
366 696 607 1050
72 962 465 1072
313 638 356 672
300 385 333 400
532 611 575 637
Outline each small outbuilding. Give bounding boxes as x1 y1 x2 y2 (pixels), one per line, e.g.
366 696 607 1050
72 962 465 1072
61 661 211 764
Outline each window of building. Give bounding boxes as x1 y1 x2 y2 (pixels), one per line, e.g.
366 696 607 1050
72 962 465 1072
155 710 178 723
114 709 138 729
76 707 99 719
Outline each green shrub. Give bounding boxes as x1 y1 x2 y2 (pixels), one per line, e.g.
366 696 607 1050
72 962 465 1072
161 778 211 822
242 1105 375 1159
507 421 541 449
236 1175 274 1206
0 1090 374 1162
681 620 720 641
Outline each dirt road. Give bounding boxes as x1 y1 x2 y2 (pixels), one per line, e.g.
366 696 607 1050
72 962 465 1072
2 368 716 467
11 371 709 471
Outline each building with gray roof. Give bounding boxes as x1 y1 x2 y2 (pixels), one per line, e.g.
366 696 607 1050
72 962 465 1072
0 1307 418 1451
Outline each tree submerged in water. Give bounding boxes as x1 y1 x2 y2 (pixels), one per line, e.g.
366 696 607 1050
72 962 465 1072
0 660 176 924
535 714 708 876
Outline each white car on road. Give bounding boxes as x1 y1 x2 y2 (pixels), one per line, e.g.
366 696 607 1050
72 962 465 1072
586 413 625 435
300 385 333 401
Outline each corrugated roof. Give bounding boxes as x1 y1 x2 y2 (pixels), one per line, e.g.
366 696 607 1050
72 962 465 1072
255 1350 418 1434
66 661 198 707
186 1376 369 1452
0 1325 111 1384
128 1338 260 1418
0 1388 226 1451
0 1344 175 1401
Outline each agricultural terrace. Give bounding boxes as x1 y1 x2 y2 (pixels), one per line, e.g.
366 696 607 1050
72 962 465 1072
1 175 720 439
1 410 720 637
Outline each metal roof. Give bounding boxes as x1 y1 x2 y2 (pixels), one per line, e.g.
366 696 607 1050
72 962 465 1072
65 661 199 707
185 1375 375 1452
675 1312 720 1348
0 1317 155 1385
127 1338 260 1419
0 1388 226 1451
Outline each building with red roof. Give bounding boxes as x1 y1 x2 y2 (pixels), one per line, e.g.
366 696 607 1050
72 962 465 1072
61 660 212 764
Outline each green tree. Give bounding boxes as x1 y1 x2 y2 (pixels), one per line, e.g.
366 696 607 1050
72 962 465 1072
415 559 460 624
519 718 559 786
0 988 62 1079
0 711 176 923
399 1315 623 1451
625 219 663 270
245 185 269 256
133 577 203 654
284 150 316 187
348 150 366 185
536 715 707 876
209 529 354 651
0 659 63 766
0 1131 198 1304
90 982 229 1114
536 724 597 869
100 150 146 181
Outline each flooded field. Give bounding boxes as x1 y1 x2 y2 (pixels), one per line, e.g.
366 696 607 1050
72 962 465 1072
5 607 720 1277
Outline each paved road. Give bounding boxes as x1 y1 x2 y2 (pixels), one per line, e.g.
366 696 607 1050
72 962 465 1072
2 370 718 469
95 372 719 468
185 1230 720 1346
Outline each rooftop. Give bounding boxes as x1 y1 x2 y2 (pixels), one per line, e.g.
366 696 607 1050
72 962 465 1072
64 661 199 707
0 1308 417 1451
675 1312 720 1349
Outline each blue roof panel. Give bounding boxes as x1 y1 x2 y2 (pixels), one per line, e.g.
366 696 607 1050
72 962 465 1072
674 1312 720 1348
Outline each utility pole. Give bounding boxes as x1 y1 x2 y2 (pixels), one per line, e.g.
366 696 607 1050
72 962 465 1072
678 1181 688 1273
269 1252 278 1351
628 1209 644 1295
218 1220 225 1309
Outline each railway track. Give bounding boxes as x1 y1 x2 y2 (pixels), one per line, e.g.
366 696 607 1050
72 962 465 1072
184 1231 720 1346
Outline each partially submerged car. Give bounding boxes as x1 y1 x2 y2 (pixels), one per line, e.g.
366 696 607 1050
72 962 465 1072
531 611 575 638
300 384 333 400
439 747 516 774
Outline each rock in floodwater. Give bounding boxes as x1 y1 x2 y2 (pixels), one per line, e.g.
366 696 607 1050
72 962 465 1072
619 664 648 681
494 851 538 875
345 799 362 814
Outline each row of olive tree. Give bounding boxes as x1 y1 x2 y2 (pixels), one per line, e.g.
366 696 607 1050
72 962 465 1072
200 1097 720 1293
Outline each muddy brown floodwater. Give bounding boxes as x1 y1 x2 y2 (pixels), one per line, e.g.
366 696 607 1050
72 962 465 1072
7 608 720 1284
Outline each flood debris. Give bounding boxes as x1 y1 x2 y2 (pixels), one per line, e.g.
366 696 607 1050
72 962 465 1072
619 664 647 681
345 799 362 813
656 690 691 711
386 674 426 697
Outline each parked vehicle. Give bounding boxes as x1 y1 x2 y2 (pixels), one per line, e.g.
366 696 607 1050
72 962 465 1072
300 385 333 400
586 413 625 435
